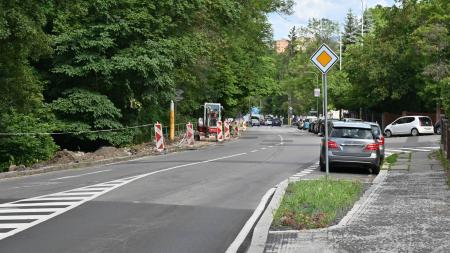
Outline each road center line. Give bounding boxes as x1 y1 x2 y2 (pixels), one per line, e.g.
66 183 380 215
51 170 112 181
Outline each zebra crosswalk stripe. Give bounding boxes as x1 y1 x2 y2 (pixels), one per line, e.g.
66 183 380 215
0 176 145 241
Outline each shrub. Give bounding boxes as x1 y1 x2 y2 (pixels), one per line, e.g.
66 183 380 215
49 88 133 148
0 111 58 172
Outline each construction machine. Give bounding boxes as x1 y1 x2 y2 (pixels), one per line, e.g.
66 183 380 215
195 103 222 141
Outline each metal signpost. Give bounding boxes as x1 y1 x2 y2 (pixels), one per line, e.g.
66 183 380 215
310 44 339 177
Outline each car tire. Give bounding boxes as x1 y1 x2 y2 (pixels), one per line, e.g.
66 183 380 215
436 126 441 135
319 157 326 172
372 165 380 175
411 128 419 136
385 130 392 138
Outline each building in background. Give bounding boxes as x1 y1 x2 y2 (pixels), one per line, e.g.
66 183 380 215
275 39 289 53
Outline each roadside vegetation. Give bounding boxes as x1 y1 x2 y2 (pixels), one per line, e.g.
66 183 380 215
383 153 399 169
273 178 363 230
432 150 450 186
0 0 448 172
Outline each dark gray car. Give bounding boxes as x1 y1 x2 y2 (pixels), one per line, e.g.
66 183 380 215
320 121 381 174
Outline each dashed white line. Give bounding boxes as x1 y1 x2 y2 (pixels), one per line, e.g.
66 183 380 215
51 169 112 181
261 148 267 150
251 150 259 153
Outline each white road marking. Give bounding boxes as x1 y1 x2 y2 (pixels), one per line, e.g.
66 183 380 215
261 148 267 150
226 187 276 253
268 146 273 148
251 150 259 153
51 169 111 181
400 148 432 152
385 149 411 153
0 152 247 241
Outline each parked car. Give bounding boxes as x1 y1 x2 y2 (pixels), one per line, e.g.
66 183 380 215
320 121 381 174
434 119 443 135
251 117 260 126
272 118 282 126
364 121 385 160
384 116 434 137
309 120 316 132
265 117 273 126
303 119 311 130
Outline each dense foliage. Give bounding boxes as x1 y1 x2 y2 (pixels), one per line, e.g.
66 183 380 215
0 0 293 170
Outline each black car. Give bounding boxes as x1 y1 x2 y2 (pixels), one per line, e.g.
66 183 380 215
272 118 282 126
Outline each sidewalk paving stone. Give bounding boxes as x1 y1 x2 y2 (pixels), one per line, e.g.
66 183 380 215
264 151 450 253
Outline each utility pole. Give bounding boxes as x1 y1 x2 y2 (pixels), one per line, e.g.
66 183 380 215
339 33 342 71
360 0 365 43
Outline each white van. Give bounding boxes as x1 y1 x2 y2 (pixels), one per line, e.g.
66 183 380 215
384 116 434 137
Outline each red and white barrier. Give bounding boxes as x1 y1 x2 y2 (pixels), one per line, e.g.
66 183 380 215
217 121 224 142
234 122 239 137
154 122 165 152
224 121 230 140
186 122 195 145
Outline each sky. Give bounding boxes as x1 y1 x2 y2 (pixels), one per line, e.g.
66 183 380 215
268 0 395 40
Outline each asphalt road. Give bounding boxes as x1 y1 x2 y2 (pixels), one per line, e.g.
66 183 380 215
0 126 440 253
0 126 323 253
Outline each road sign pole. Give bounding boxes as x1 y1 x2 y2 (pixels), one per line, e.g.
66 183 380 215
310 44 339 179
323 73 329 177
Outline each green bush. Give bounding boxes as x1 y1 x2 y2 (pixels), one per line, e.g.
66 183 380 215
0 111 58 172
50 88 133 147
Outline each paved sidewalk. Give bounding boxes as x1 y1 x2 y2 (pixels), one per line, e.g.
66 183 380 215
264 151 450 252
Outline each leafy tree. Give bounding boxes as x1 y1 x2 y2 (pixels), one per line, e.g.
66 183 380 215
49 88 132 147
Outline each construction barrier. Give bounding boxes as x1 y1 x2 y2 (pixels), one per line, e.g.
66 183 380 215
186 122 195 145
154 122 165 152
242 121 247 131
224 121 231 140
234 122 239 137
217 121 224 142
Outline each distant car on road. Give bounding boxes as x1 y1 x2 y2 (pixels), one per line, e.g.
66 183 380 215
384 116 434 137
320 121 381 174
272 118 282 126
251 117 260 126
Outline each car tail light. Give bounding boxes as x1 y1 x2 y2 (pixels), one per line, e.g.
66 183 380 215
327 140 339 150
364 143 379 151
377 136 385 145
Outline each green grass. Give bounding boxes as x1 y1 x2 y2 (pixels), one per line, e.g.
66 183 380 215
385 153 399 165
432 150 450 186
272 178 363 230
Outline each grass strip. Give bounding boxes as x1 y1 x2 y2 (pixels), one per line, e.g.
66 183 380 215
432 150 450 186
385 153 398 165
273 178 363 230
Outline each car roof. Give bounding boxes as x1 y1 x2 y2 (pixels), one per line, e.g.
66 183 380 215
362 121 380 128
331 121 372 129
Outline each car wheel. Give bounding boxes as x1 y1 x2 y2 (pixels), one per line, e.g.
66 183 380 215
385 130 392 138
372 165 380 175
411 128 419 136
436 126 441 135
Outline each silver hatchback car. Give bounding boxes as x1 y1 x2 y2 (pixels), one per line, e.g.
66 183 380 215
320 121 382 174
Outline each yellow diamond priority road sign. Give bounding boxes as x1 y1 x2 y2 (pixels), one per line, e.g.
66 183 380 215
311 44 339 73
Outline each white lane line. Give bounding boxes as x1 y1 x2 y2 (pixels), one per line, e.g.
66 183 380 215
261 148 267 150
400 148 431 152
0 152 247 241
251 150 259 153
51 169 111 181
385 149 411 153
268 146 273 148
226 187 276 253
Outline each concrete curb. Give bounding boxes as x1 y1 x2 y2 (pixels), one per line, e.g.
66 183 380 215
247 170 389 253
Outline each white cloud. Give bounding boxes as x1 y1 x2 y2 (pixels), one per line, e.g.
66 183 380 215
269 0 394 39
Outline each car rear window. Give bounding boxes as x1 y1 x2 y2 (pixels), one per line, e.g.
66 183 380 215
330 127 374 139
419 117 432 126
370 126 381 137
